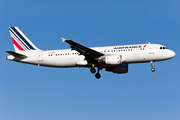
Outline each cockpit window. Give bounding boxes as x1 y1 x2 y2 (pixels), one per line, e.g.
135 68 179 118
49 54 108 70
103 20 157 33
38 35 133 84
160 47 168 49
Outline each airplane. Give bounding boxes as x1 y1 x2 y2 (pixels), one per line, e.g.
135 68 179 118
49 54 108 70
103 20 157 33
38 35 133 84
6 27 176 79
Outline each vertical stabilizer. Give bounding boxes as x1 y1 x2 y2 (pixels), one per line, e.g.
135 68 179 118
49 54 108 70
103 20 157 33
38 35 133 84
9 27 40 52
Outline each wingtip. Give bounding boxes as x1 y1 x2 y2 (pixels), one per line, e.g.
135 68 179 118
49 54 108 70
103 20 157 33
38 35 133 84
61 37 66 42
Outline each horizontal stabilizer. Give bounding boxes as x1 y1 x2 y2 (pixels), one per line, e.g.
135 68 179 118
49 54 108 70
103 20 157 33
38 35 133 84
6 51 27 58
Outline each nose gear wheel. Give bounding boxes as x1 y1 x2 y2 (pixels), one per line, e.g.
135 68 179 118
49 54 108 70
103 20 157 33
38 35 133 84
150 61 155 72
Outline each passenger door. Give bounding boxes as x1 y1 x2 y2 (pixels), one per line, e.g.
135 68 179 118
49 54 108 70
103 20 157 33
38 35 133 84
148 44 154 54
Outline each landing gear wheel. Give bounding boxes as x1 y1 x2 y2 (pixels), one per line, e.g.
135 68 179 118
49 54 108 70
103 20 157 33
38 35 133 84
95 73 101 79
90 67 96 73
150 61 155 72
151 68 155 72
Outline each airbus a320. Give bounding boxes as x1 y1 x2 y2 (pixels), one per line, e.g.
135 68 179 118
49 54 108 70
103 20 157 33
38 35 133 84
6 27 175 79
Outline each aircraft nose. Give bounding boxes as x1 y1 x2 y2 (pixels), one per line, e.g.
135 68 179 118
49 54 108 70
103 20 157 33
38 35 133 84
169 50 176 58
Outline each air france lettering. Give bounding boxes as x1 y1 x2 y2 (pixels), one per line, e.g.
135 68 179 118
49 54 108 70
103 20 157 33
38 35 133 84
114 45 144 49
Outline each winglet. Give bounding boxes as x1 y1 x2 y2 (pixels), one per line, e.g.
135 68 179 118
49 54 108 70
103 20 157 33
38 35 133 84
61 37 66 42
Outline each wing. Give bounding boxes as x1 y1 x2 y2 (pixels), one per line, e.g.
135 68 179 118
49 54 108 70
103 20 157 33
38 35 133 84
62 38 104 60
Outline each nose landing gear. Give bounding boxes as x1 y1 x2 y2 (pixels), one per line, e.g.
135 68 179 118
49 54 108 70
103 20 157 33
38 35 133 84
150 61 155 72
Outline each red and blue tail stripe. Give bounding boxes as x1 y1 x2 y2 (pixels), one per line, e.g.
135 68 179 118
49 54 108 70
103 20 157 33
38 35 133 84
11 36 25 51
9 27 39 52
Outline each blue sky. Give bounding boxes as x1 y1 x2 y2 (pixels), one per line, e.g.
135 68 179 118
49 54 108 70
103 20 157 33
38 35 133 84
0 0 180 120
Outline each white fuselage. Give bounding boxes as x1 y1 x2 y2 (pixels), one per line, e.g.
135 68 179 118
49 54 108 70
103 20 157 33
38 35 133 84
7 43 175 68
7 26 176 78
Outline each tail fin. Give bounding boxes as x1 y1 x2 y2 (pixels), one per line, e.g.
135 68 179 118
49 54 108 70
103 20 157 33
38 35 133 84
9 27 40 52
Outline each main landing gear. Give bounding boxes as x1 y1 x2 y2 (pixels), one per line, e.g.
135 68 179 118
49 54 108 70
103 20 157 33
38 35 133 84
90 66 102 79
90 67 96 73
150 61 155 72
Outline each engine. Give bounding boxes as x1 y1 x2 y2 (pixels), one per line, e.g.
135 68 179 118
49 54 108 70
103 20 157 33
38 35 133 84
105 64 128 74
105 55 121 65
104 55 126 65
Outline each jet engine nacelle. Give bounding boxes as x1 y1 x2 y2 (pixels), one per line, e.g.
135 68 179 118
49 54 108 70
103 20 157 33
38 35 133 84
105 64 128 74
105 55 126 65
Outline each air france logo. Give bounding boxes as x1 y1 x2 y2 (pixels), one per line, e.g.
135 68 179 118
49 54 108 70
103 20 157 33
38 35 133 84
114 45 146 49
